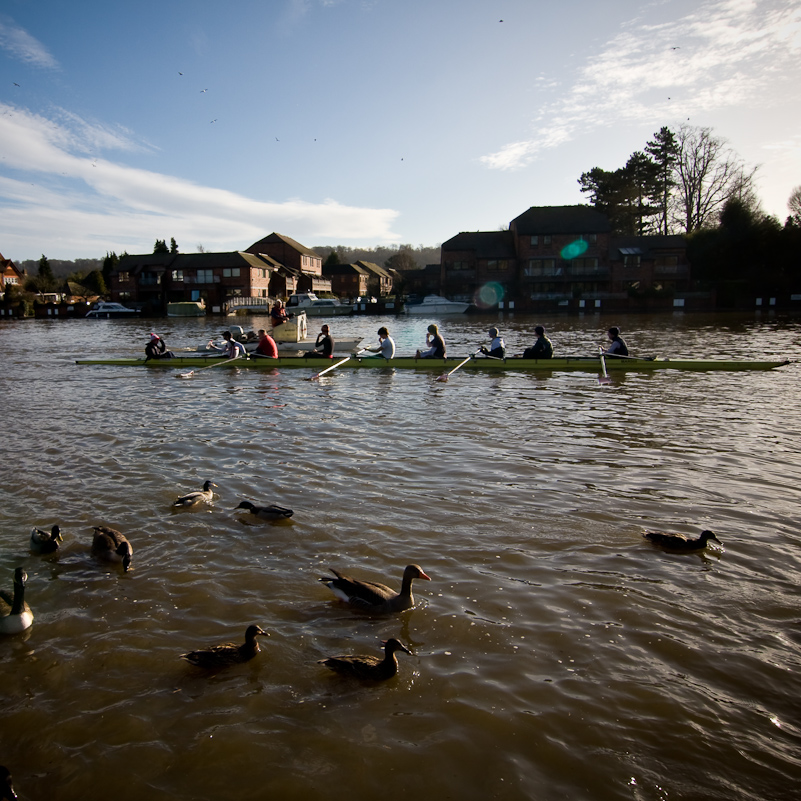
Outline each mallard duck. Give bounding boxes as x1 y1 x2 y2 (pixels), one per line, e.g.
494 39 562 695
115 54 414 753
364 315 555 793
319 638 411 681
91 526 134 572
180 624 267 669
172 480 217 508
0 568 33 635
643 529 721 552
320 564 431 613
0 765 17 801
30 524 63 554
235 500 294 520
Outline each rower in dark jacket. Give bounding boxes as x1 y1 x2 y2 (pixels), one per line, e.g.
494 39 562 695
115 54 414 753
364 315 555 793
602 326 628 357
523 326 553 359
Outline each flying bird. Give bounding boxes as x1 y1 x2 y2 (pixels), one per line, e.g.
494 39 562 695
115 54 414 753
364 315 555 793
13 82 20 87
200 88 208 93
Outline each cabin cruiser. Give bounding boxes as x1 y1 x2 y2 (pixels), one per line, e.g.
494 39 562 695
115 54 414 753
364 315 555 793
85 301 140 319
404 294 470 314
286 293 353 316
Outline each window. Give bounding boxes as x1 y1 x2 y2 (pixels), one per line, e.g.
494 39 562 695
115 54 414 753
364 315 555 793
543 235 552 245
118 271 130 282
172 270 183 282
487 259 508 272
4 276 18 285
139 272 161 286
655 256 678 267
525 259 558 277
197 269 214 283
449 260 471 271
222 268 240 278
583 233 597 244
530 236 538 246
623 255 641 269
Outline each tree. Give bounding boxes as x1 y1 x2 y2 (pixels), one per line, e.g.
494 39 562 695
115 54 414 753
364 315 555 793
671 125 758 233
103 251 119 283
384 251 418 272
153 239 169 254
170 237 179 254
788 185 801 224
323 251 340 267
645 127 679 236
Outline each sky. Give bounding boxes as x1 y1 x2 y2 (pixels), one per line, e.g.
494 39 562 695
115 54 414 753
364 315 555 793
1 0 799 262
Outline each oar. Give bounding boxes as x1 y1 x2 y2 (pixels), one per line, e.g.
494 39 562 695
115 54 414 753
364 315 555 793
309 349 367 381
598 348 612 385
176 356 241 379
436 350 480 382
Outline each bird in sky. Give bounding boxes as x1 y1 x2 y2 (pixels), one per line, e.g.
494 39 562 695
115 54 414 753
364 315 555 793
13 82 20 87
178 71 183 75
210 119 217 123
200 88 208 93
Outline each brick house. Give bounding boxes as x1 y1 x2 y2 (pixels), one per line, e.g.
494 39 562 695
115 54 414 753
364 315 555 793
323 260 396 299
1 253 25 294
245 233 331 295
440 205 694 311
112 251 273 313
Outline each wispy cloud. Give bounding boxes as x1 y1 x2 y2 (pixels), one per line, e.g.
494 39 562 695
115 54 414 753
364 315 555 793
481 0 801 170
0 17 59 69
0 104 400 257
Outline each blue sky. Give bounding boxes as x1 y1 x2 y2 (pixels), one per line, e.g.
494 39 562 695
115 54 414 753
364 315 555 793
1 0 799 261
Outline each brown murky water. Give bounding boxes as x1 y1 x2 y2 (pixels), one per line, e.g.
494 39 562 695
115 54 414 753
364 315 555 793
1 311 800 800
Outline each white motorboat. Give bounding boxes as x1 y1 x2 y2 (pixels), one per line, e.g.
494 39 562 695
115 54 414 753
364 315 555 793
85 302 140 319
286 293 353 316
404 294 470 314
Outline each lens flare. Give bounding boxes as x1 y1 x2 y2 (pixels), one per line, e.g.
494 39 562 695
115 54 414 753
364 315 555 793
561 239 589 260
473 282 504 308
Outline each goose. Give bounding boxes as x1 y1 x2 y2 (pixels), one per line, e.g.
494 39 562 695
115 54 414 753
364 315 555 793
319 638 411 681
0 765 17 800
172 480 217 508
180 625 267 669
30 524 63 554
320 564 431 613
235 500 294 520
643 529 721 552
91 527 134 572
0 568 33 635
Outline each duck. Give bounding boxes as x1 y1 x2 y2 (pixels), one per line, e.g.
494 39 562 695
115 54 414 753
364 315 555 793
0 568 33 635
180 624 267 669
642 529 721 552
319 638 411 681
0 765 17 801
30 524 63 554
172 480 217 508
320 564 431 613
235 500 294 520
91 526 134 572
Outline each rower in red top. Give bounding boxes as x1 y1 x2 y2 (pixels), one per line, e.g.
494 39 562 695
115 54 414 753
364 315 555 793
254 328 278 358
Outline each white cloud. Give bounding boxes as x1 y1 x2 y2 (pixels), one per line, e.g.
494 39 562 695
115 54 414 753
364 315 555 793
481 0 801 171
0 17 59 69
0 103 400 258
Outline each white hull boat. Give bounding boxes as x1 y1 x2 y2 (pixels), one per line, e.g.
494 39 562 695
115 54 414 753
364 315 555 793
404 294 470 314
86 302 140 319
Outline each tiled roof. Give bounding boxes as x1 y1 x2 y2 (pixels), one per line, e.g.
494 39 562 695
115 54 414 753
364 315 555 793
511 205 612 235
441 231 516 259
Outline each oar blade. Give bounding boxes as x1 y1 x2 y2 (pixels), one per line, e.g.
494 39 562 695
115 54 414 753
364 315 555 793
435 373 449 382
598 374 612 385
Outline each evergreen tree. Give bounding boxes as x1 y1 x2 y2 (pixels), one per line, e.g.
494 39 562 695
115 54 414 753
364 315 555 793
645 127 679 235
103 251 119 283
153 239 169 254
170 237 179 254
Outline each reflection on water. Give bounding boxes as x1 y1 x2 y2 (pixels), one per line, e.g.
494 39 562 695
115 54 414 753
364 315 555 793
1 312 801 800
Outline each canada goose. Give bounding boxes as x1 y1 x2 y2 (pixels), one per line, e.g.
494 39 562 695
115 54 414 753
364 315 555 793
0 568 33 635
91 527 134 572
320 564 431 613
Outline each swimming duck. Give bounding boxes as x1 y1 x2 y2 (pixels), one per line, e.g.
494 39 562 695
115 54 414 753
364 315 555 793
180 624 267 669
172 480 218 508
643 529 721 552
235 500 294 520
320 564 431 613
0 766 17 800
0 568 33 635
319 638 411 681
91 526 134 572
30 524 63 554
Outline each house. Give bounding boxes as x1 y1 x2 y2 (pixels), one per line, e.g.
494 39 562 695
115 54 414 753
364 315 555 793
323 260 397 299
1 253 25 295
112 251 273 313
440 205 694 311
245 233 330 295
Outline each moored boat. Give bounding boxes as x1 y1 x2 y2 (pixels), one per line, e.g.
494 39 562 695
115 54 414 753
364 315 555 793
167 301 206 317
404 294 470 314
286 293 353 316
191 321 363 355
76 355 791 372
85 301 140 319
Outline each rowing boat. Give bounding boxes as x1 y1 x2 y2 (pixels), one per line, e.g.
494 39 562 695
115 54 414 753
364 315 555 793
75 355 791 372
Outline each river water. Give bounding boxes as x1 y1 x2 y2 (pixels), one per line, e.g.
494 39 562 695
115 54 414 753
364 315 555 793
1 311 800 801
